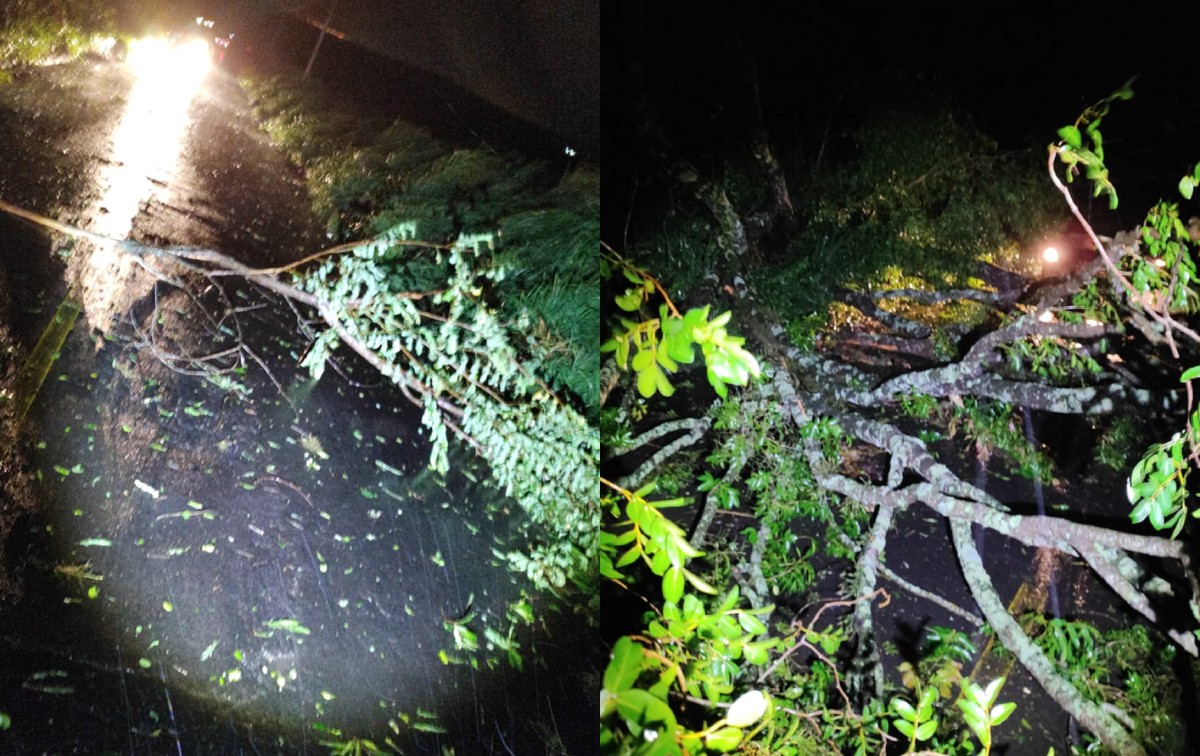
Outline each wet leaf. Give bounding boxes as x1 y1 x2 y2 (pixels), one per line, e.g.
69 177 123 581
265 618 311 635
134 480 160 498
374 459 403 476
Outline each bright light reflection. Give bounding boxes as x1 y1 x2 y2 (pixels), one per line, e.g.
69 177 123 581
84 36 209 326
1042 246 1060 263
92 36 210 241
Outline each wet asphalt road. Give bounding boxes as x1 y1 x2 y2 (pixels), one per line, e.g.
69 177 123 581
0 49 325 338
0 50 323 261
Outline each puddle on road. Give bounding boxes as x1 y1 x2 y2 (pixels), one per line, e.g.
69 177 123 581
14 279 576 750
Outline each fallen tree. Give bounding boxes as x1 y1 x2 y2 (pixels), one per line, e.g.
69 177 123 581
602 76 1200 755
0 197 598 594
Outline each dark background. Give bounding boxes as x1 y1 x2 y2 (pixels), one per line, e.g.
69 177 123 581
119 0 597 155
603 5 1200 242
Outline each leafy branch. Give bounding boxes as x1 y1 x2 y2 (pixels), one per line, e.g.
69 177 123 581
602 250 760 399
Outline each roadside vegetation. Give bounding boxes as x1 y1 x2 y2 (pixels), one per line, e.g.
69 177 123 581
0 0 117 77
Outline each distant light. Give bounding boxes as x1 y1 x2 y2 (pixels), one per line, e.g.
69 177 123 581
126 36 211 91
563 145 576 157
1042 246 1060 263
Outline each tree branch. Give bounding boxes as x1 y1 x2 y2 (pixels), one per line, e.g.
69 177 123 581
950 518 1147 756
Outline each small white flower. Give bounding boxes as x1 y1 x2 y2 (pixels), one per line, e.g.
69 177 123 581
726 689 768 727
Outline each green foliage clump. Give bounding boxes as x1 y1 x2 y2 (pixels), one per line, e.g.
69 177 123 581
245 74 597 419
601 479 780 754
759 105 1060 320
1020 616 1187 754
602 254 761 401
295 225 596 591
496 167 600 412
0 0 114 71
707 393 863 592
900 394 1053 483
1095 416 1140 471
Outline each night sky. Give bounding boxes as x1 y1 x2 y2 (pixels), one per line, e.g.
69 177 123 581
604 6 1200 238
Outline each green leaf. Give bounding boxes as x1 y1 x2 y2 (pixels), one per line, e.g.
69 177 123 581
958 698 987 726
915 719 938 741
820 633 841 655
743 638 773 665
615 290 642 312
631 348 654 373
737 613 767 635
990 701 1017 727
705 726 744 751
1057 125 1082 149
1180 365 1200 383
682 569 717 595
654 367 676 397
894 719 915 739
709 369 729 398
649 546 671 575
981 677 1005 706
615 546 640 569
662 566 684 604
1148 495 1167 530
637 364 658 398
892 698 917 721
1129 498 1152 524
665 333 696 363
264 618 311 635
615 688 676 731
604 637 644 694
